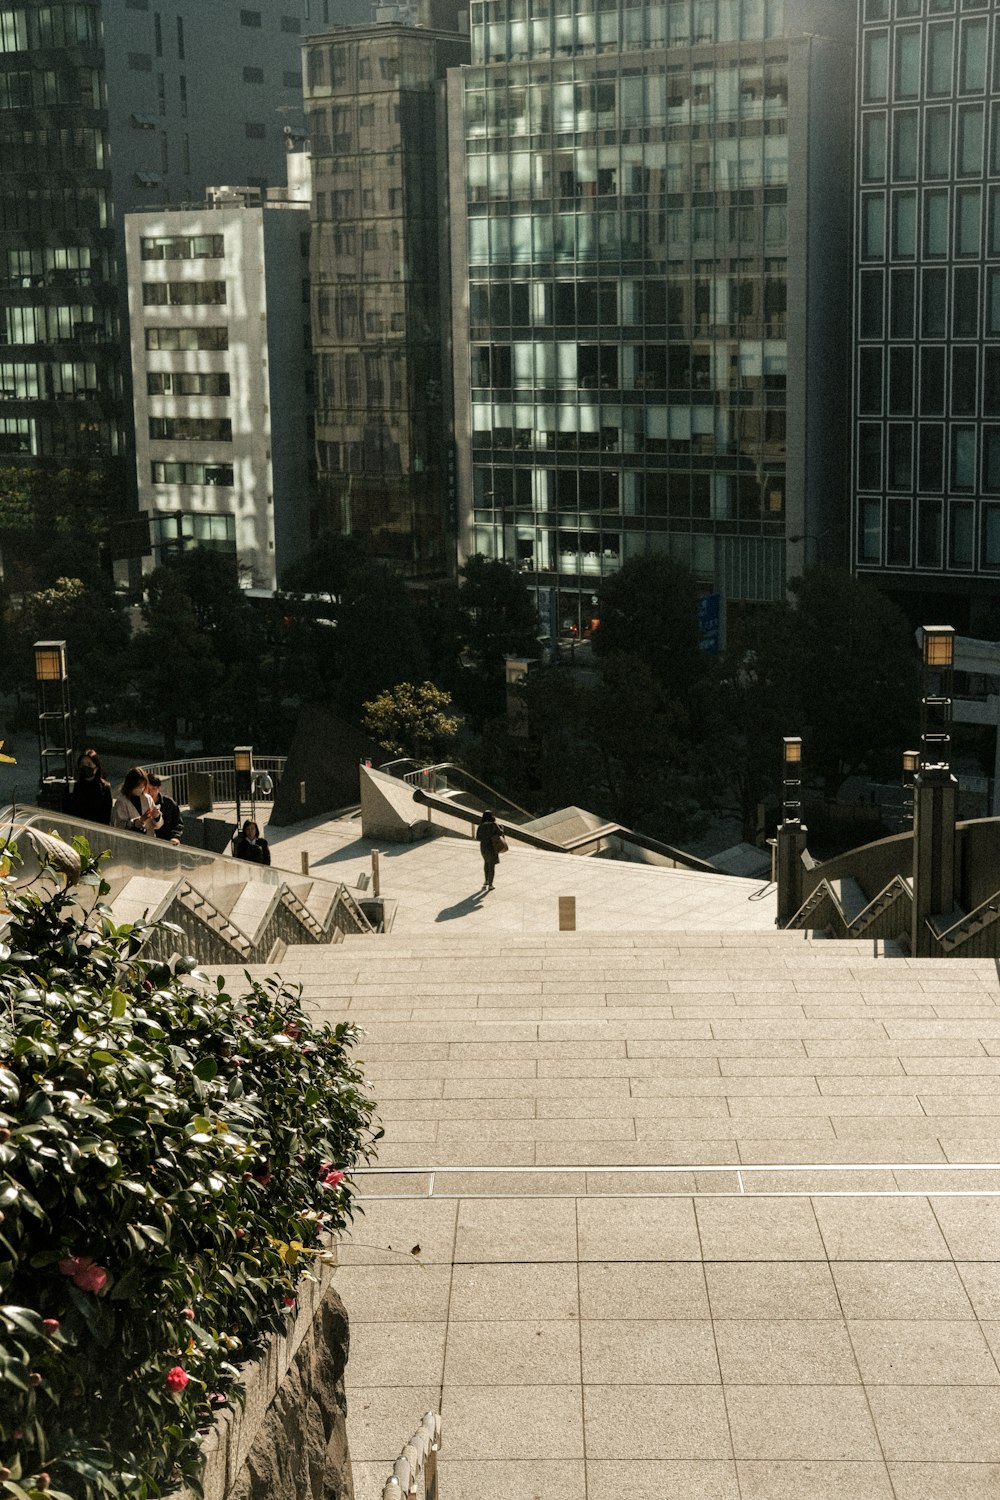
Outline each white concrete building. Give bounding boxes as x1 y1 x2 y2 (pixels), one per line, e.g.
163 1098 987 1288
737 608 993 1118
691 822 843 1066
125 151 313 591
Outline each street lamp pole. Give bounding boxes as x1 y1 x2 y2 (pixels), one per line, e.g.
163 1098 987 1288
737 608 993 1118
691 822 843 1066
910 626 957 957
33 639 72 808
776 734 808 927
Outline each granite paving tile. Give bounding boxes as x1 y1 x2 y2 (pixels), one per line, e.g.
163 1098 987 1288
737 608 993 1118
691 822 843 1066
695 1199 826 1261
581 1319 720 1384
448 1262 579 1321
714 1319 859 1384
958 1264 1000 1319
345 1321 447 1387
579 1261 709 1319
443 1320 581 1385
847 1319 999 1385
886 1463 1000 1500
725 1386 881 1461
929 1196 1000 1259
868 1387 1000 1461
705 1262 841 1319
736 1460 894 1499
435 1461 586 1500
583 1384 733 1460
455 1196 578 1262
812 1198 951 1260
442 1384 585 1460
832 1262 975 1320
585 1460 739 1500
577 1195 701 1260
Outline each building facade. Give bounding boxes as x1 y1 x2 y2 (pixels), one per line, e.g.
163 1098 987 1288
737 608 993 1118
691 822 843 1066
853 0 1000 629
0 0 320 493
303 3 470 578
448 0 858 631
125 158 313 591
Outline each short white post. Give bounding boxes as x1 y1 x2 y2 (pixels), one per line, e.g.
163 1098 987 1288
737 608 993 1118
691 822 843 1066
372 849 381 898
300 850 309 876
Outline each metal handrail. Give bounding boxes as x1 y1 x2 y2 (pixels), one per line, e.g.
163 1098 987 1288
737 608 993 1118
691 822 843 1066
934 888 1000 951
382 1411 441 1500
383 758 536 823
146 756 286 808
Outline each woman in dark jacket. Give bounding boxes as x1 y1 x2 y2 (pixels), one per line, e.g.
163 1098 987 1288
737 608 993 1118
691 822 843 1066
476 809 504 890
233 819 271 865
66 749 113 825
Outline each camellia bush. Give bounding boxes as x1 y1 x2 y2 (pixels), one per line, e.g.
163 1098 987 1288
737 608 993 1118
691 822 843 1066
0 829 380 1499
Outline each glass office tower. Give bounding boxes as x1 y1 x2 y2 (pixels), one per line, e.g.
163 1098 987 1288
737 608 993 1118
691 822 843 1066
304 7 470 578
449 0 858 631
853 0 1000 629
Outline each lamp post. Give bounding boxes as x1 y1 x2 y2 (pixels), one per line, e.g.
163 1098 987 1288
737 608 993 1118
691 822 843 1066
33 639 72 808
233 745 254 827
776 734 808 928
901 748 920 829
911 625 957 956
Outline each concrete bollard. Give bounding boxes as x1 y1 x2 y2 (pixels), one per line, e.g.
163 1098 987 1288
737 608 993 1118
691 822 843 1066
559 896 576 931
299 779 307 805
372 848 381 898
300 850 309 876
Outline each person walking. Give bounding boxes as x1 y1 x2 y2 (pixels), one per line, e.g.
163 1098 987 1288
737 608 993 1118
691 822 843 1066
146 773 183 845
476 809 506 891
233 819 271 865
111 767 163 835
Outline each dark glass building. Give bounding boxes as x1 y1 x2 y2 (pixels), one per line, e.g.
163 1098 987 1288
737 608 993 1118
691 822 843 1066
448 0 858 631
304 2 470 578
853 0 999 629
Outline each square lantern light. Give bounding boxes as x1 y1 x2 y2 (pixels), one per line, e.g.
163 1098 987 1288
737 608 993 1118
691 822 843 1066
782 736 802 769
34 640 67 682
922 625 955 670
233 746 253 777
902 749 920 777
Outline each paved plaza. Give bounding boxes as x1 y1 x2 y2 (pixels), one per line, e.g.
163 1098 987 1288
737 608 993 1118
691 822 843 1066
213 817 1000 1500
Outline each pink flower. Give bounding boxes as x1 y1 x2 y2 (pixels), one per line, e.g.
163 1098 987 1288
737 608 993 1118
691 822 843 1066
321 1169 344 1190
58 1255 108 1293
42 1319 59 1334
283 1295 296 1308
181 1308 195 1320
165 1366 189 1393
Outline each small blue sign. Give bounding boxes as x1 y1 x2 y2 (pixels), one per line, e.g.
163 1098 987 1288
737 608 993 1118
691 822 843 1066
698 592 724 654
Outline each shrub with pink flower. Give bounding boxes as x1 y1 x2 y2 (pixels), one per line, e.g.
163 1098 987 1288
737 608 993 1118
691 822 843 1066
165 1366 189 1394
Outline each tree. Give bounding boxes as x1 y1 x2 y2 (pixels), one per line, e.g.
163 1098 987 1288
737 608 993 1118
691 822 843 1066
132 568 222 755
362 681 460 761
3 575 132 726
782 567 921 787
591 555 709 706
279 532 368 607
458 555 540 675
0 466 122 594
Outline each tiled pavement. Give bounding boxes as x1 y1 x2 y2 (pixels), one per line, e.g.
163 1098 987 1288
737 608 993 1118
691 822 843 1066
213 830 1000 1500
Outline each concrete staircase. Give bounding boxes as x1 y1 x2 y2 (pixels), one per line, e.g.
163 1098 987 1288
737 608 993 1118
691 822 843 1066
213 922 1000 1500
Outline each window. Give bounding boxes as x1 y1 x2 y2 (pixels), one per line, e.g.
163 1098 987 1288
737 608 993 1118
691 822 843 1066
953 266 979 336
918 500 943 567
952 346 977 413
983 430 1000 492
989 268 1000 335
142 280 226 305
128 51 153 70
240 9 261 25
888 425 913 488
176 15 184 58
982 504 1000 567
951 426 976 488
858 423 882 488
955 188 981 255
924 190 949 256
886 497 911 566
889 347 914 413
958 104 984 173
924 110 951 176
859 270 884 337
151 462 234 485
890 269 915 338
149 416 232 442
926 22 954 94
892 191 917 256
245 122 265 139
862 195 886 259
141 234 223 260
859 347 883 413
895 28 921 98
949 503 974 567
243 66 263 83
921 267 947 335
147 371 230 397
144 325 228 351
864 31 889 102
862 114 887 180
281 14 300 31
179 74 186 117
893 110 918 178
154 12 162 56
959 17 987 90
859 499 882 562
986 348 1000 414
921 346 946 413
283 69 299 88
919 425 944 489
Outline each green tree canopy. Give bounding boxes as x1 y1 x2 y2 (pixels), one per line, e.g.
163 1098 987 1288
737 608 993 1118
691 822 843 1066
362 680 460 761
591 555 710 706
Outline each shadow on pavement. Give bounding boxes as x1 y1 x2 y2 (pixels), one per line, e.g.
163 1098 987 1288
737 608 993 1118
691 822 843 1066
435 890 487 922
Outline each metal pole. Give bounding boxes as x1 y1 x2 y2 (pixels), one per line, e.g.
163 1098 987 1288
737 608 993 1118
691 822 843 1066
372 849 380 898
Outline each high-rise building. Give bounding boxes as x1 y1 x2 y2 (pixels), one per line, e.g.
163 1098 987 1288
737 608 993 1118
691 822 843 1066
0 2 317 496
853 0 999 630
448 0 858 633
303 1 470 578
125 152 313 592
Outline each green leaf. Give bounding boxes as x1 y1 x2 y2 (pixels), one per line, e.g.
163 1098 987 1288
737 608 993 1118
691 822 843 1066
110 989 128 1019
192 1058 218 1082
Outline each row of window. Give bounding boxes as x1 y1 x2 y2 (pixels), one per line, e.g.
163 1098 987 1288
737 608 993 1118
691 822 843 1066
0 125 105 172
470 403 787 457
859 344 1000 417
147 371 230 397
239 10 300 32
0 359 100 399
466 148 790 204
857 495 1000 573
0 413 118 459
474 0 785 65
2 245 107 290
243 66 301 88
861 102 1000 184
1 305 114 347
150 460 234 485
470 339 787 391
305 39 410 92
142 280 226 307
150 512 235 553
0 5 99 53
468 271 786 328
466 64 788 138
862 16 993 104
144 325 228 351
865 0 991 18
857 422 1000 492
858 264 986 340
861 186 1000 264
473 462 783 522
0 186 107 231
467 205 787 265
149 416 231 442
140 235 224 262
0 65 100 111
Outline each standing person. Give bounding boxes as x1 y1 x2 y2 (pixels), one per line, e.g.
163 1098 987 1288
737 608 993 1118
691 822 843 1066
111 767 163 835
476 809 505 891
146 773 183 845
65 749 113 825
233 819 271 865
